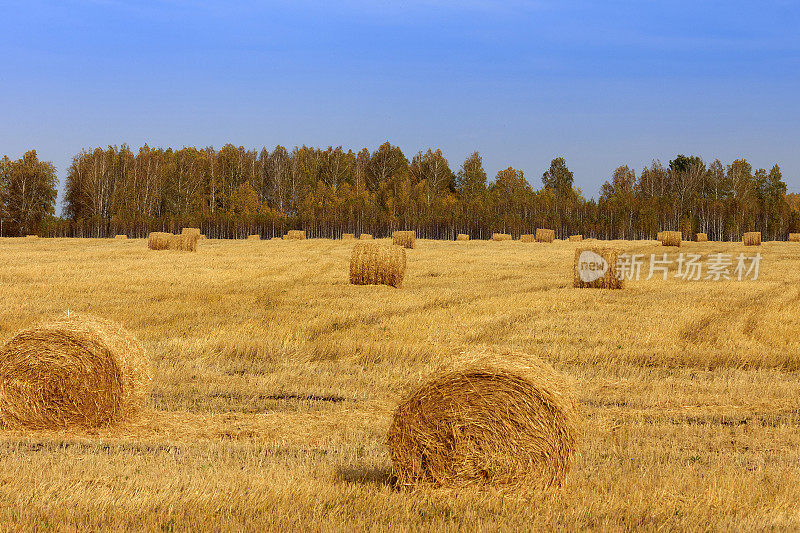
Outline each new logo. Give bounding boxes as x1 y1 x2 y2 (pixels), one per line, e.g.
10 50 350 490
577 250 609 282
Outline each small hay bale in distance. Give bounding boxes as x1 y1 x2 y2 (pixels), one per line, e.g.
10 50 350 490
520 234 536 243
392 230 416 249
349 241 406 288
743 232 762 246
147 232 172 250
285 230 306 240
569 235 583 242
695 233 708 242
387 350 579 490
0 314 151 430
661 231 682 247
359 233 373 240
789 233 800 242
247 234 261 241
536 229 555 243
456 234 470 241
114 235 128 240
25 235 39 239
181 228 201 238
574 247 623 289
342 233 355 240
491 233 512 241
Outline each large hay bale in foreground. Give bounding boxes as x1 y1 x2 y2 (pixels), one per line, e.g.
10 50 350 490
574 247 623 289
114 235 128 240
695 233 708 242
392 230 416 249
388 350 579 490
359 233 373 240
743 232 761 246
661 231 682 247
247 234 261 241
0 314 151 430
147 232 172 250
536 229 555 243
168 233 199 252
286 230 306 240
342 233 355 240
349 242 406 288
569 235 583 242
456 234 470 241
520 234 535 243
491 233 512 241
789 233 800 242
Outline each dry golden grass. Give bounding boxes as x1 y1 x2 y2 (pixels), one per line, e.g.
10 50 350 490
349 242 406 288
1 237 800 529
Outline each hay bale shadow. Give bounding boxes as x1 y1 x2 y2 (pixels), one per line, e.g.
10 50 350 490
335 465 398 489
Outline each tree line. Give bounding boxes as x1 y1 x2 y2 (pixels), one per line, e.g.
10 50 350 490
1 144 798 240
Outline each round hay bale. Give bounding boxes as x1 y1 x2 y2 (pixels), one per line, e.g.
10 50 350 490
0 314 151 430
349 242 406 288
535 229 555 243
491 233 512 241
520 234 536 243
359 233 373 240
694 233 708 242
247 234 261 241
168 232 199 252
147 232 172 250
392 230 416 249
574 247 623 289
388 350 579 490
456 234 470 241
286 230 306 240
114 235 128 240
569 235 583 242
743 232 761 246
181 228 201 238
789 233 800 242
661 231 682 247
342 233 355 240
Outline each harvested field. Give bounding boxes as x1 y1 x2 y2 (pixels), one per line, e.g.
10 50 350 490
1 237 800 530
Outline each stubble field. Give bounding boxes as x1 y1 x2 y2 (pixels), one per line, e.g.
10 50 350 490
0 237 799 531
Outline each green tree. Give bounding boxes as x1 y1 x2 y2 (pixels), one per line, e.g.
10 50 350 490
3 150 58 236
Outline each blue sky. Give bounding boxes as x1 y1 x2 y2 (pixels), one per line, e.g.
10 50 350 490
1 0 799 209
